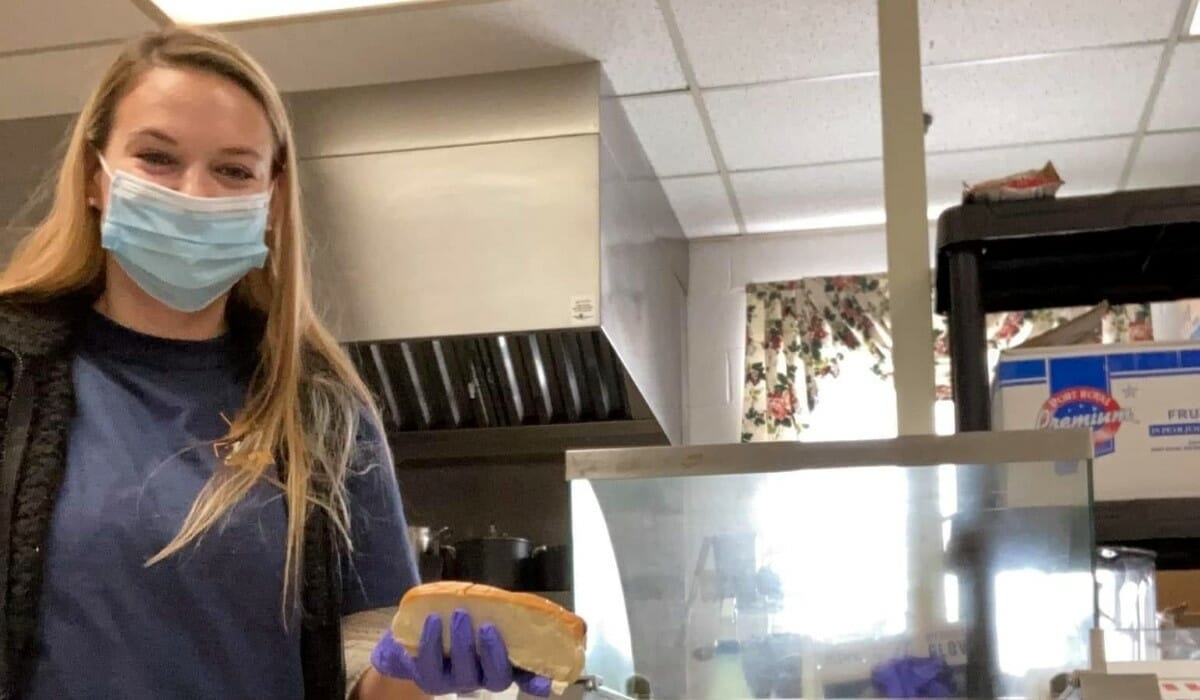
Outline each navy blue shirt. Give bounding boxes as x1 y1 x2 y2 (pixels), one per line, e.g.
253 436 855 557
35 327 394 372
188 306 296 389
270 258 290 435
27 311 417 699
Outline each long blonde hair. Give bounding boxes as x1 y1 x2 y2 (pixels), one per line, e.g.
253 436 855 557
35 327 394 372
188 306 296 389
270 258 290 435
0 26 380 610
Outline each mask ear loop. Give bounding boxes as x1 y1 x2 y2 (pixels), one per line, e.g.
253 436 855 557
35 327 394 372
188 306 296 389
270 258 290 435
89 153 114 209
96 153 114 179
265 178 279 232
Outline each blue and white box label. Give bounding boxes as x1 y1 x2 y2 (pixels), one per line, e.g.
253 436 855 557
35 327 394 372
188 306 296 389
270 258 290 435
993 343 1200 500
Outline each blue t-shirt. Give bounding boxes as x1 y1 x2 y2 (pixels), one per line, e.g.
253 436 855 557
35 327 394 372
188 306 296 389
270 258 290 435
26 311 417 699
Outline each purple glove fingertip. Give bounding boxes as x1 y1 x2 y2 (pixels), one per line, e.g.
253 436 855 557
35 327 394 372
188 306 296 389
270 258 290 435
515 670 554 698
416 613 451 690
450 609 484 691
371 611 554 697
370 630 418 680
478 624 515 692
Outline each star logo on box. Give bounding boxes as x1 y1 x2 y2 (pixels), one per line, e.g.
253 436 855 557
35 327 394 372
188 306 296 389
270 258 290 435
1034 387 1134 445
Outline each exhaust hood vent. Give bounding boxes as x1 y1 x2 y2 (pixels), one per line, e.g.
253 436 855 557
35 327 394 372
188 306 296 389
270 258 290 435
348 330 632 432
298 63 689 451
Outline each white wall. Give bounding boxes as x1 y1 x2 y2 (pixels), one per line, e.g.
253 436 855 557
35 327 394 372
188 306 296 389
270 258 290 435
686 225 937 445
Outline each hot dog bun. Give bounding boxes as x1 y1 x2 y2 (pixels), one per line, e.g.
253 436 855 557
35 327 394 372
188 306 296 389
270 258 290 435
390 581 587 695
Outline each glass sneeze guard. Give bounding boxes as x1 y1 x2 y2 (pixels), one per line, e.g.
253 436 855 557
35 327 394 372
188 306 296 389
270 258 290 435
567 430 1095 700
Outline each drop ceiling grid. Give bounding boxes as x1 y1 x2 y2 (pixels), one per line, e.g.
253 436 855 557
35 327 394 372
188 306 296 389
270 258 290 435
651 0 748 235
226 0 689 96
1146 40 1200 132
620 92 719 177
657 0 1200 237
1115 0 1196 188
719 135 1135 235
0 0 690 116
4 0 1200 239
668 0 1184 90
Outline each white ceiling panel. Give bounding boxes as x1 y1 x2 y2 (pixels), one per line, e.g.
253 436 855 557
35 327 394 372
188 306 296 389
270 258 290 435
920 0 1180 66
1148 41 1200 131
668 0 1177 89
733 160 885 234
669 0 878 88
660 175 738 238
926 137 1132 213
730 136 1131 234
1127 131 1200 188
924 46 1160 153
621 93 715 177
0 43 121 120
0 0 155 54
705 75 881 171
228 0 685 97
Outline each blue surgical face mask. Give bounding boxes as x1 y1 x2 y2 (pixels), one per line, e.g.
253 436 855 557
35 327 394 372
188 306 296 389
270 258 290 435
97 155 271 313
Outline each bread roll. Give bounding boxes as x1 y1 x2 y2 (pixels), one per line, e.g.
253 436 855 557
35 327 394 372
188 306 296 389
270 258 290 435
391 581 587 695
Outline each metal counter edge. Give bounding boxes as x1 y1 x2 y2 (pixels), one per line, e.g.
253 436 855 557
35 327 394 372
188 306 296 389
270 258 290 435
564 429 1093 481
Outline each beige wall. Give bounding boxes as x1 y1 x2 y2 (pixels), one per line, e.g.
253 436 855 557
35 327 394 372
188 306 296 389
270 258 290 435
685 226 937 445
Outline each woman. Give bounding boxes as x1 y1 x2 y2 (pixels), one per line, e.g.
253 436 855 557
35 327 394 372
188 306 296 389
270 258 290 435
0 26 549 700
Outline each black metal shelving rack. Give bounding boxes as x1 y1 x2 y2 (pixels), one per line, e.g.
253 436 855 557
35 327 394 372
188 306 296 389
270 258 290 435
934 185 1200 698
937 185 1200 432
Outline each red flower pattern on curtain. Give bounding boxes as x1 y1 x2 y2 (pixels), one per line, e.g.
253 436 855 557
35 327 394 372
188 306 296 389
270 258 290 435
741 275 1153 442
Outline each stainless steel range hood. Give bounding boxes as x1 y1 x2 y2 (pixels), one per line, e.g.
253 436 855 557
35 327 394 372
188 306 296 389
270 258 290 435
291 64 688 459
347 332 631 431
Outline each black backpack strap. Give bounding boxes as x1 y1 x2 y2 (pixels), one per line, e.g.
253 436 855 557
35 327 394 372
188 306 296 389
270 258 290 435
0 351 33 694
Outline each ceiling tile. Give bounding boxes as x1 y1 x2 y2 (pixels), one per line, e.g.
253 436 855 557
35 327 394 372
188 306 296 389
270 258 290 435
1149 42 1200 131
621 93 715 177
660 175 738 238
920 0 1179 66
668 0 1176 89
924 46 1160 152
670 0 878 88
731 136 1132 234
0 0 155 54
0 43 121 119
926 137 1132 214
1127 132 1200 188
229 0 685 97
733 160 885 234
705 75 881 171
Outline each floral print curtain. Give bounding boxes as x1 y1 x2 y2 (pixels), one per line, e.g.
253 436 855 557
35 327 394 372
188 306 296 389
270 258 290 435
741 275 1153 442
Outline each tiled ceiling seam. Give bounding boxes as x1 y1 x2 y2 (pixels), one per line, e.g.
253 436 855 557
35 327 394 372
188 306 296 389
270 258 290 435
1118 0 1197 188
662 130 1200 179
7 0 1197 236
688 39 1171 94
655 0 747 234
691 40 1169 119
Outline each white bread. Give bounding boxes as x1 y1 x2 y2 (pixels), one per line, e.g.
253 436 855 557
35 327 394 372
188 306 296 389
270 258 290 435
391 581 587 695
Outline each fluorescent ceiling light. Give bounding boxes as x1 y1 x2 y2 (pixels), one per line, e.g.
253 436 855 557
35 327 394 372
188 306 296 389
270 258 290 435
1191 0 1200 36
147 0 462 26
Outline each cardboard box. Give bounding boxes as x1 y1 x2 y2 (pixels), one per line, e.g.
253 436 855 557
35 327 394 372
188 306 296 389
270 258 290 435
993 343 1200 501
1159 571 1200 617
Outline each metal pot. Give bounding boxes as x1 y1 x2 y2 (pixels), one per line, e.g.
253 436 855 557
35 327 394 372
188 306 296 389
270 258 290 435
453 525 531 590
529 544 572 592
407 526 454 583
407 525 450 556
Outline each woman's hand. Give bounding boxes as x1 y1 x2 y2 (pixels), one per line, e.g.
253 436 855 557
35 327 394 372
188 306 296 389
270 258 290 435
370 610 552 697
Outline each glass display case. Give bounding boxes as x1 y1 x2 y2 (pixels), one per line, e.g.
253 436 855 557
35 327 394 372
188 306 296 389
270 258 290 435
566 430 1095 699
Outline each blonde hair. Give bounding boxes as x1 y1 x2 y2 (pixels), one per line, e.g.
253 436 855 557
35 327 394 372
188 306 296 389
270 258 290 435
0 26 380 610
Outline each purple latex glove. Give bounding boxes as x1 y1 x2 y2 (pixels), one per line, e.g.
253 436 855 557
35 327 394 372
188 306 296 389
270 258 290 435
871 655 956 698
371 609 553 697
